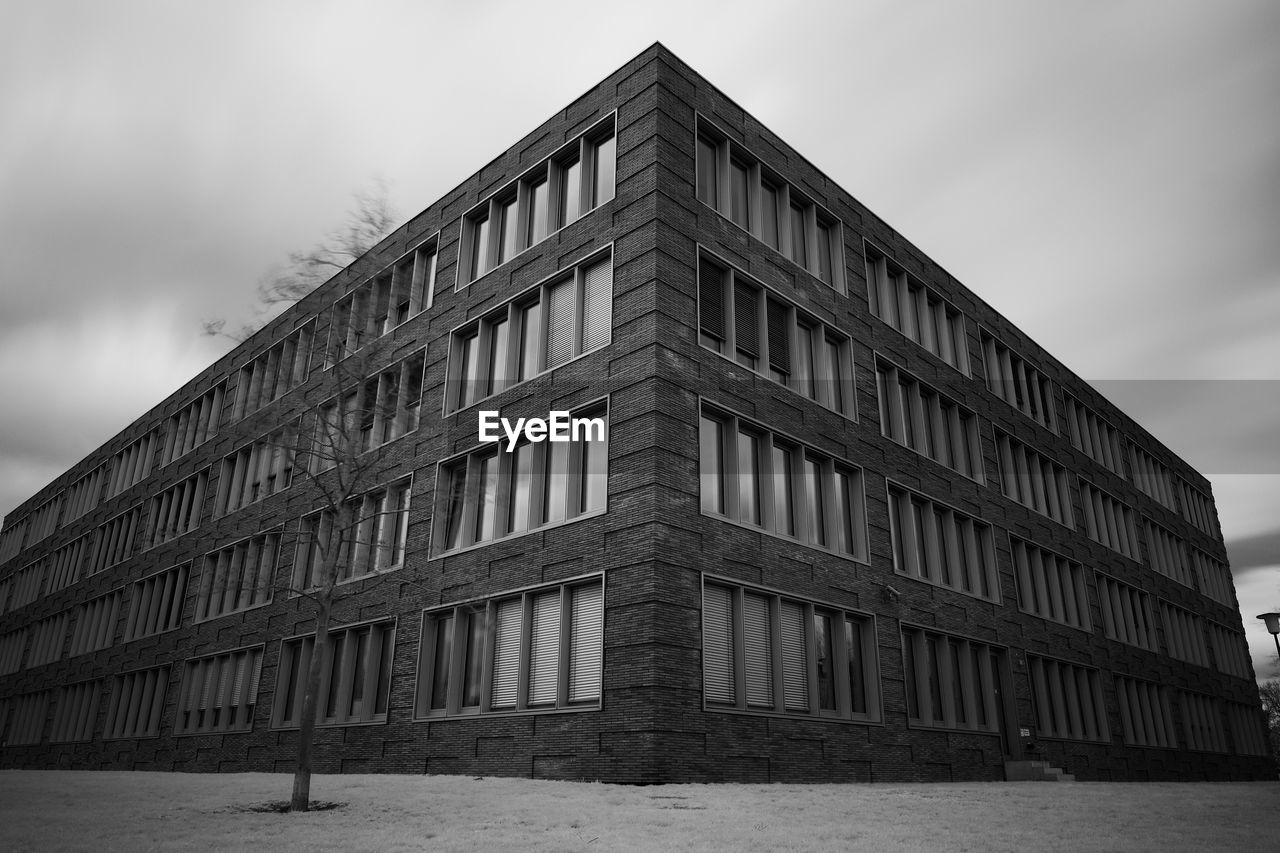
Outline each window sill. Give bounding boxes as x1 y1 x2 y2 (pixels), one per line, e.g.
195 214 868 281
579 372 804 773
702 511 870 566
698 343 856 423
414 703 601 721
431 509 607 560
702 704 881 726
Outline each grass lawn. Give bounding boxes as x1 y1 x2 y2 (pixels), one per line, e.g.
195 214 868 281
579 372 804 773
1 771 1277 852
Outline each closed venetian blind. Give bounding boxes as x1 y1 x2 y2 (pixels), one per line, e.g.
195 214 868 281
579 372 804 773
581 260 612 352
545 279 576 368
490 599 521 709
527 591 561 705
743 592 773 707
568 584 603 703
702 585 734 704
780 601 808 711
699 258 725 340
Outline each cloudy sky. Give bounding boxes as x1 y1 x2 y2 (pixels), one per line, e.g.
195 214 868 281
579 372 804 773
3 0 1278 675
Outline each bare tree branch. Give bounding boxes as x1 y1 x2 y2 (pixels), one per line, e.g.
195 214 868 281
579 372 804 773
203 180 396 343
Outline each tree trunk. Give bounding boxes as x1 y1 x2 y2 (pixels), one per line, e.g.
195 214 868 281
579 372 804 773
291 591 332 811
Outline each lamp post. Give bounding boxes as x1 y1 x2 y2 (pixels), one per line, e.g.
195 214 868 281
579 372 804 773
1257 612 1280 663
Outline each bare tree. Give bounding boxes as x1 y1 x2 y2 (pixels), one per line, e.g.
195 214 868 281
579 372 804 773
266 339 424 811
204 180 397 342
195 180 427 809
1258 679 1280 767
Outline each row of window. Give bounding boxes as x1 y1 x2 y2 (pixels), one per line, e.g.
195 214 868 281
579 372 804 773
696 118 844 292
702 581 877 720
437 405 607 553
1 576 1263 757
0 577 605 743
448 252 611 413
865 250 969 373
995 431 1074 526
700 407 868 561
875 359 983 481
699 251 856 417
462 116 615 284
326 242 438 367
0 475 415 638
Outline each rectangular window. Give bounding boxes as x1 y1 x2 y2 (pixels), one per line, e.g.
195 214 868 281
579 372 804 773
160 382 226 467
1078 480 1138 559
526 177 550 245
47 537 88 594
195 529 280 621
902 625 1006 733
312 351 424 467
1011 537 1090 630
757 178 778 247
1227 702 1270 756
788 203 808 269
1095 573 1157 651
978 329 1056 431
214 424 297 516
1115 676 1176 748
995 431 1074 525
1177 477 1220 538
1208 622 1252 679
69 588 122 656
293 478 411 590
887 483 999 601
1026 655 1109 742
2 691 50 745
50 680 101 743
63 466 106 524
696 119 845 292
1180 691 1227 752
447 252 611 412
28 496 61 544
728 157 750 229
144 469 208 549
696 132 719 207
875 359 983 480
272 619 394 728
416 578 603 717
435 403 607 553
865 249 969 373
1130 444 1177 510
174 645 264 735
1191 548 1234 606
102 665 168 739
0 518 27 564
698 251 856 416
123 563 188 641
701 579 879 721
1144 519 1192 587
462 118 615 283
7 559 45 610
700 405 868 560
231 320 315 419
0 629 25 675
1063 395 1125 477
107 430 159 498
1160 601 1209 668
85 505 142 575
27 612 68 667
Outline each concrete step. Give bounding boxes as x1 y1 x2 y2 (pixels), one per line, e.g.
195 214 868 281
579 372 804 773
1005 760 1076 781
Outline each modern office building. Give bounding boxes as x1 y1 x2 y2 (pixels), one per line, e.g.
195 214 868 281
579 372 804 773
0 44 1271 783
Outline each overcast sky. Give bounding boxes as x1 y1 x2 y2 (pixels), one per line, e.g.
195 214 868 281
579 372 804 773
3 0 1279 676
